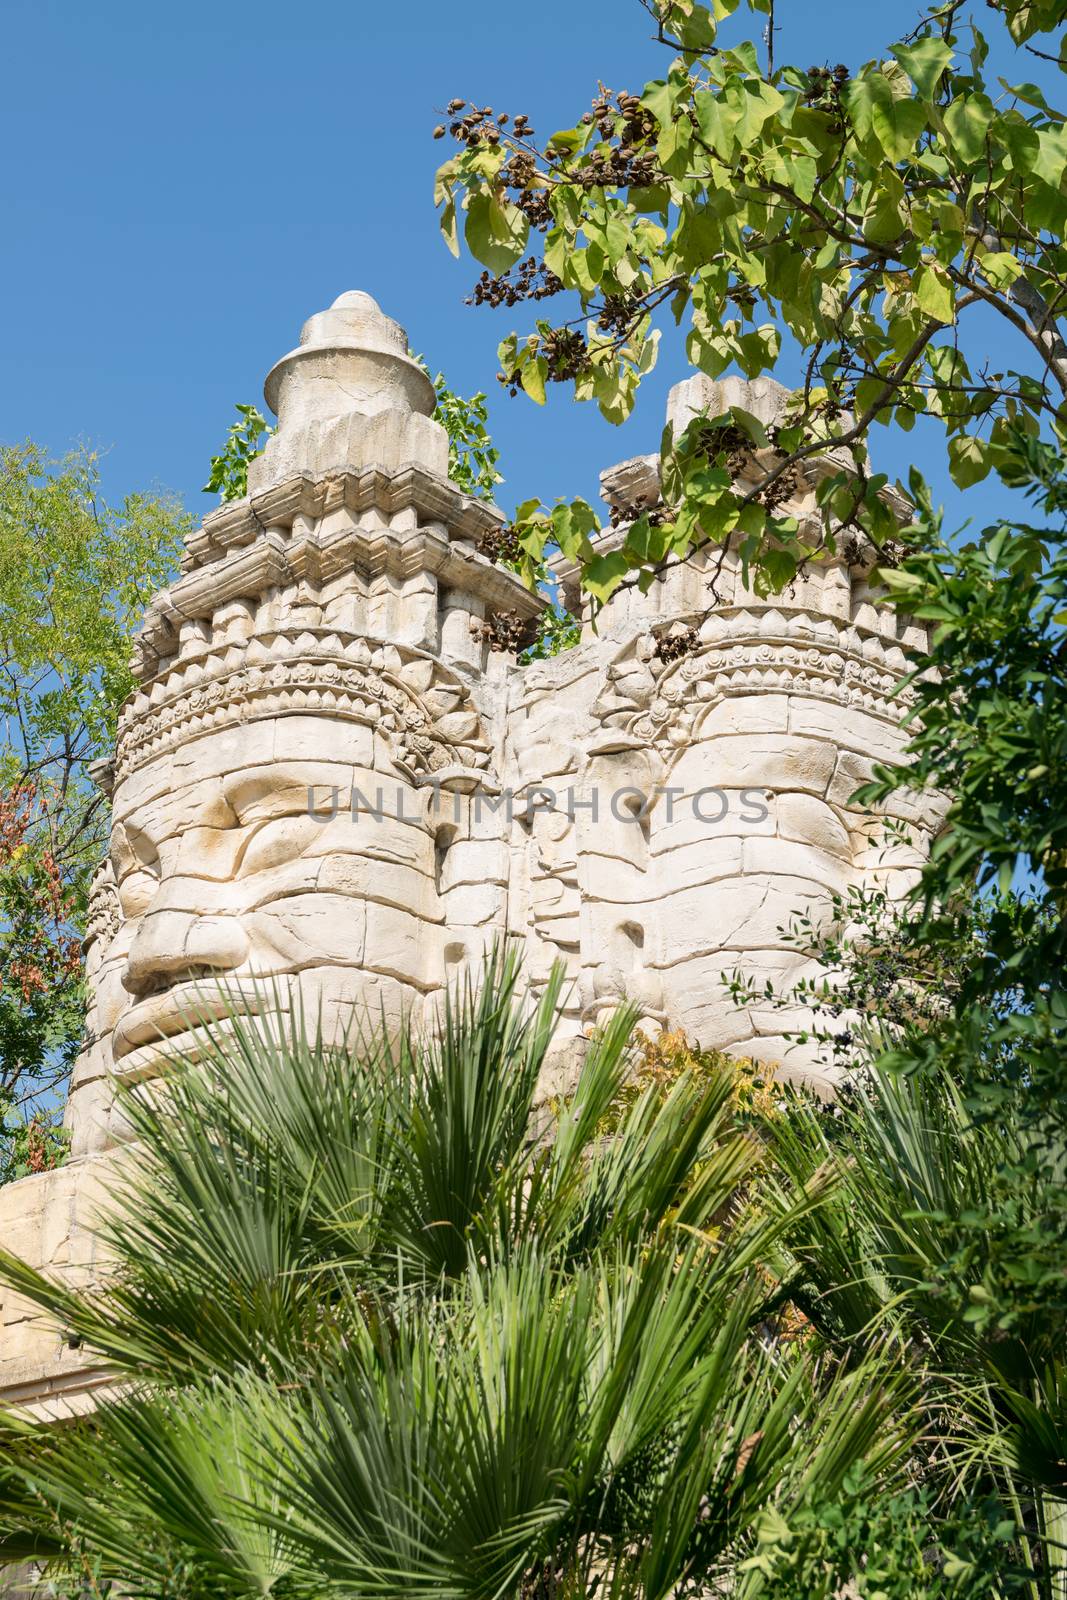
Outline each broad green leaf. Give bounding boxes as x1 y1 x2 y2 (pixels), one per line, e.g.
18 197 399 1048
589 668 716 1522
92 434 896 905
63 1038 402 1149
521 358 547 406
1034 122 1067 186
729 406 771 449
978 250 1024 289
693 89 741 159
760 546 799 591
674 1 719 48
948 433 992 487
864 184 905 244
998 115 1041 172
464 193 529 273
583 548 631 600
687 327 730 378
891 38 954 101
439 196 459 258
641 78 682 129
913 262 955 323
944 93 995 165
728 78 785 149
871 95 928 163
843 71 894 145
547 126 587 153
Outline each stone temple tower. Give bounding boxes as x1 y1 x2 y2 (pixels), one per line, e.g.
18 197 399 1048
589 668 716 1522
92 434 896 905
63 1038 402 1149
0 292 944 1416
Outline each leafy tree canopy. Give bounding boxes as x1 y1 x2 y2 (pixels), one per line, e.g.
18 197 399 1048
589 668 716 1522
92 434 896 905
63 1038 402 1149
435 0 1067 604
0 444 190 1166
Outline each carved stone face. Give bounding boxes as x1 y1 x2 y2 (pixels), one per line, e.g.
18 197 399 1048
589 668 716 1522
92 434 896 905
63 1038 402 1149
99 715 440 1083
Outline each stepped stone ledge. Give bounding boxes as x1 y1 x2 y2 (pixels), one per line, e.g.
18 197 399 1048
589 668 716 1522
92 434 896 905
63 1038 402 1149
0 290 945 1417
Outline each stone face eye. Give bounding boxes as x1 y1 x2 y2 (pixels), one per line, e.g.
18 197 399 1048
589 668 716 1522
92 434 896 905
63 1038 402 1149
111 824 162 917
116 866 159 919
236 815 324 877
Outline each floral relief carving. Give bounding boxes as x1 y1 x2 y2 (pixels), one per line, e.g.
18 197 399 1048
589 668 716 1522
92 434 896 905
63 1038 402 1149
114 633 491 783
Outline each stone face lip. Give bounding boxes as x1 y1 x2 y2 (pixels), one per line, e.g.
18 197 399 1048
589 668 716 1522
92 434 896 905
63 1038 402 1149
264 289 436 427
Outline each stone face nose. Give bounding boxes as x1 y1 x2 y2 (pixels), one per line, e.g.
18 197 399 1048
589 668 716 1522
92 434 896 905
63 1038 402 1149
124 910 249 996
263 288 437 432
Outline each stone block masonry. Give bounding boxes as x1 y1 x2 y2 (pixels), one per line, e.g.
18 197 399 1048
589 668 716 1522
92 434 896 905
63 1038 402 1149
0 291 945 1412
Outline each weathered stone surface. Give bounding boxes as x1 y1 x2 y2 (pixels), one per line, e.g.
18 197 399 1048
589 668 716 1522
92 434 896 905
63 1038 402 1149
0 292 939 1408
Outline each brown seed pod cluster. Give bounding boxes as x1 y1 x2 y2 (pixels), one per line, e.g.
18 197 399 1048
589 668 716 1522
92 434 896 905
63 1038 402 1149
596 293 638 336
438 100 527 149
570 85 663 190
584 86 658 147
568 144 663 191
686 421 806 513
468 258 564 312
608 498 670 530
477 524 526 567
654 626 699 664
757 461 803 512
471 609 541 654
541 326 588 380
803 64 849 129
694 421 752 479
500 153 556 231
499 326 590 397
726 284 759 314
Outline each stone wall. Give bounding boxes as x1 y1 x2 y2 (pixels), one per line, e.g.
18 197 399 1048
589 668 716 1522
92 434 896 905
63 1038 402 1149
0 292 944 1412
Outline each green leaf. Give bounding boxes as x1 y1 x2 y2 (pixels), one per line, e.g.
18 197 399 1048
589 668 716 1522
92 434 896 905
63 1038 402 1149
464 193 530 273
729 78 785 149
891 38 954 101
686 327 730 378
978 250 1024 289
913 262 955 323
693 90 741 159
547 126 587 153
998 115 1040 173
521 358 547 406
864 186 906 244
583 548 631 601
871 95 927 163
439 196 460 258
674 1 718 49
948 433 992 487
641 77 681 129
761 546 799 591
944 93 995 165
729 406 771 449
843 70 894 145
1034 122 1067 186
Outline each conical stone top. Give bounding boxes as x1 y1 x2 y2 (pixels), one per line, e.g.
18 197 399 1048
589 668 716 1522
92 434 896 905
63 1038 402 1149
263 289 436 431
248 290 445 493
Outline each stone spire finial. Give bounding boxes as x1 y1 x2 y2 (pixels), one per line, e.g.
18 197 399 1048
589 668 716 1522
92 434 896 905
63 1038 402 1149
248 290 445 493
263 289 436 431
132 289 543 684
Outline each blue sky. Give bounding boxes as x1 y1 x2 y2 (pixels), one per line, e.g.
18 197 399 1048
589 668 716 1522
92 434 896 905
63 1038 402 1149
1 0 1056 537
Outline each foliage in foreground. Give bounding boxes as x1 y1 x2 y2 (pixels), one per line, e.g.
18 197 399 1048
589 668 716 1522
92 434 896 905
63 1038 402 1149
0 955 1061 1598
728 429 1067 1594
435 0 1067 606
